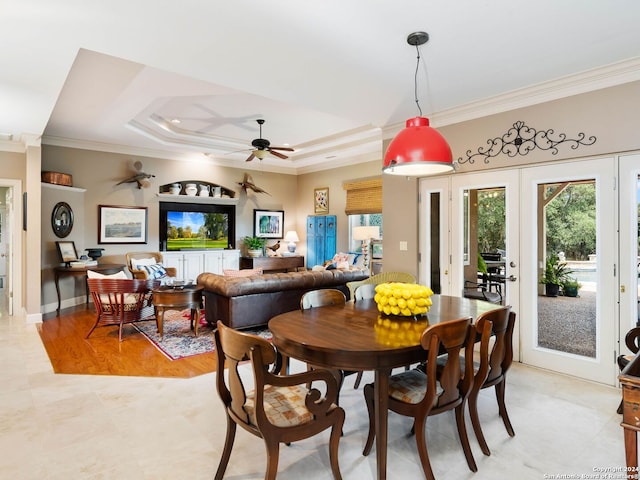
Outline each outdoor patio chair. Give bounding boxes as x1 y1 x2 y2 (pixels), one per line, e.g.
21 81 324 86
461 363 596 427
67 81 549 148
213 321 344 480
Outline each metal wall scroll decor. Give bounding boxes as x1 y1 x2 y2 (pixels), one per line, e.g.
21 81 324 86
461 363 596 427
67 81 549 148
456 120 597 166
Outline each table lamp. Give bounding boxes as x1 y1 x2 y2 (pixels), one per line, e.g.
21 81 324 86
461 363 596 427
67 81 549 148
353 226 380 270
284 230 300 254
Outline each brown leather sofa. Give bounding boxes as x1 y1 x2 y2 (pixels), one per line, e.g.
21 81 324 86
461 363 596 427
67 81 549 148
197 269 369 329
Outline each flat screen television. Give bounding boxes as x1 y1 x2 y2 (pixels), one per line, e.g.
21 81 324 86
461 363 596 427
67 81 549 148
159 202 235 251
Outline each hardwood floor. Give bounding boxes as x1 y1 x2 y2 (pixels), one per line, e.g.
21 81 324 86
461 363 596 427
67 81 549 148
38 304 216 378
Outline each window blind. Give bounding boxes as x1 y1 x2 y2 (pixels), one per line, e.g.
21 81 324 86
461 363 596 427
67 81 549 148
343 178 382 215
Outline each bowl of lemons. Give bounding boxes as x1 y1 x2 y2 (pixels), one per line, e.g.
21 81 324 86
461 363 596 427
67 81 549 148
373 282 433 318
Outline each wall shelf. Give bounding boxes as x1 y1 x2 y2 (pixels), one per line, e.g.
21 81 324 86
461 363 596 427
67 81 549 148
156 193 238 204
41 182 87 193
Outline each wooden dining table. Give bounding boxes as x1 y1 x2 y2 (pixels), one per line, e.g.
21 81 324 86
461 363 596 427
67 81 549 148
268 294 501 480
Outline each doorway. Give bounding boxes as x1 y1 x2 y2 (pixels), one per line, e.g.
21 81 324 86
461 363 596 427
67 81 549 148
0 180 20 317
420 156 637 385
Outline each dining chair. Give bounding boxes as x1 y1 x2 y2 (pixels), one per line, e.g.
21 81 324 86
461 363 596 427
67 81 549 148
86 278 159 342
466 307 515 456
213 321 345 480
300 289 365 391
362 317 478 480
617 326 640 413
346 271 416 300
354 283 377 301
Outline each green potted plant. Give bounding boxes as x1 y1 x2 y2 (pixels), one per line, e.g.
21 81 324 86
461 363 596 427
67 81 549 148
243 236 266 257
540 255 573 297
562 277 582 297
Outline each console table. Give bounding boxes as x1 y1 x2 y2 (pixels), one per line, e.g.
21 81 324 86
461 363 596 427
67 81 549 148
240 255 304 273
54 263 126 315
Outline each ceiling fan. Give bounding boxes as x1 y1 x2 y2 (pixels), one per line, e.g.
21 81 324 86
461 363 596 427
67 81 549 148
245 119 294 162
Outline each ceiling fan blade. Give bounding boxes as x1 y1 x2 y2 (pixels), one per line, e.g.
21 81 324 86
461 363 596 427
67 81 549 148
245 152 256 162
268 149 289 160
269 146 294 152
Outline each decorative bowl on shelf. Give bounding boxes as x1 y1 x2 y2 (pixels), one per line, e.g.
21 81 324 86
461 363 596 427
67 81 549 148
373 282 433 317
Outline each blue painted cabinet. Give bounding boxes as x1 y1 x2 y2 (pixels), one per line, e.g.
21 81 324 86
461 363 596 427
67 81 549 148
306 215 336 268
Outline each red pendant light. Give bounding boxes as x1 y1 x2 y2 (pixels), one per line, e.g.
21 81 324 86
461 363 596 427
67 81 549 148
383 32 454 176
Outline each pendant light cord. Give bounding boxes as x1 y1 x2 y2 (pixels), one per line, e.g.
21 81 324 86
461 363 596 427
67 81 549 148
413 44 423 117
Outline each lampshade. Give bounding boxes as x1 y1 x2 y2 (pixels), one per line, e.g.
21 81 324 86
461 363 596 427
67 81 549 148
353 226 380 241
284 231 299 243
254 149 267 160
383 116 454 176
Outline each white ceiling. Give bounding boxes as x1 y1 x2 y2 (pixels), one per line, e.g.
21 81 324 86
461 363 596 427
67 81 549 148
2 0 640 174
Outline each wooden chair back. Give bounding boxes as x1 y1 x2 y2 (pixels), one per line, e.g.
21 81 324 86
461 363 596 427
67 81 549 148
346 271 416 299
213 321 345 479
300 289 346 310
354 283 377 301
473 306 513 388
421 317 475 410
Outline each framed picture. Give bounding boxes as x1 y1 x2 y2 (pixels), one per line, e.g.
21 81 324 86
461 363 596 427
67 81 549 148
253 209 284 239
314 187 329 214
98 205 148 244
55 240 78 264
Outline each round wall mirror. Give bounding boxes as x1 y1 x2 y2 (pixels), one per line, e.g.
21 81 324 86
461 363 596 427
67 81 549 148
51 202 74 238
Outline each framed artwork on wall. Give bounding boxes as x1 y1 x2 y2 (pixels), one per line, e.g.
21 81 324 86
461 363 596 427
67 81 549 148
314 187 329 214
253 209 284 239
98 205 148 244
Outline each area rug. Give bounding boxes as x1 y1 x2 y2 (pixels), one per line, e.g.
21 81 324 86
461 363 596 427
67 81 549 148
134 310 272 360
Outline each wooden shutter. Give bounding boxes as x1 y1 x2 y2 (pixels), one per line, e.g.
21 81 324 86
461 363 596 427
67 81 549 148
343 178 382 215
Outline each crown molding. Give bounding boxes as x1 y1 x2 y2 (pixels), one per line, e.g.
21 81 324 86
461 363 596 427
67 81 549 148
382 56 640 139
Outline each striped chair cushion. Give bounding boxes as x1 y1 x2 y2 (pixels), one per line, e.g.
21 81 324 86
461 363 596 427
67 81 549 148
244 384 335 427
388 369 443 404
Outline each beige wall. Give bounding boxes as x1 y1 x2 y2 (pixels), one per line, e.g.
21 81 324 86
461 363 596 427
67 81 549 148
382 80 640 279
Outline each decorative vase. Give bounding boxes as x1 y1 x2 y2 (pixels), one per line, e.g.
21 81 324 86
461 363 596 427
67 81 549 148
212 186 222 198
185 183 198 196
248 249 262 258
198 185 210 196
169 183 181 195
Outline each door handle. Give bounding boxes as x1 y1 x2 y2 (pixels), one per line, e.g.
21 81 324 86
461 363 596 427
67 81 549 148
508 275 517 282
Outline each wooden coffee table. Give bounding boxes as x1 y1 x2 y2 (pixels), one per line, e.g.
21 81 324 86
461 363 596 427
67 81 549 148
151 285 204 340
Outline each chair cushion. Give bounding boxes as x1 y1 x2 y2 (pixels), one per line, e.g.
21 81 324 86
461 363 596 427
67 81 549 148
131 257 157 267
87 270 128 280
244 384 335 427
388 369 443 404
223 268 263 277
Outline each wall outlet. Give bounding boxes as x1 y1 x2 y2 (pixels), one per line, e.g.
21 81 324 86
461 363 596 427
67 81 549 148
399 241 408 251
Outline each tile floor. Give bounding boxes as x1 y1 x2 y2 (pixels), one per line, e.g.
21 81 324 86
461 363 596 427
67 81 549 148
0 310 631 479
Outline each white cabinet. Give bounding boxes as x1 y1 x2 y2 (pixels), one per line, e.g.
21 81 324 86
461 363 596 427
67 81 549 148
162 250 239 279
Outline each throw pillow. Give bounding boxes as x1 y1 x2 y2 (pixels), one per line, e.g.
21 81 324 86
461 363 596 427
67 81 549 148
87 270 128 279
138 263 168 279
131 257 157 268
224 268 263 277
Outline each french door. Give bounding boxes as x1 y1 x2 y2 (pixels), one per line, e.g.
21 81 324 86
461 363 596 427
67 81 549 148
420 156 635 385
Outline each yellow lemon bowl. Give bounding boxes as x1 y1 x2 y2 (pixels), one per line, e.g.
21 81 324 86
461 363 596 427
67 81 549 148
374 315 430 347
373 282 434 318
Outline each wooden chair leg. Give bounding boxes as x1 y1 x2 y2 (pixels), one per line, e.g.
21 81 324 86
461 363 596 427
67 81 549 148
469 389 491 456
495 381 515 437
455 402 477 472
362 383 375 456
215 415 236 480
264 440 280 480
353 371 363 389
413 414 436 480
329 408 345 480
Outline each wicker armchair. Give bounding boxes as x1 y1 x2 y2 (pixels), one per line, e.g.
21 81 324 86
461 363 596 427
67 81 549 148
346 271 416 300
125 251 177 279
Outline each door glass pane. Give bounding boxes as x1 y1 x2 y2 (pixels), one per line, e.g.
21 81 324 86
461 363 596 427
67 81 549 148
537 181 597 358
428 192 442 293
462 188 507 303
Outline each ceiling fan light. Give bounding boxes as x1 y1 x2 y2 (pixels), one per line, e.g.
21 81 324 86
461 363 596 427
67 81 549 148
254 149 267 160
383 116 453 176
